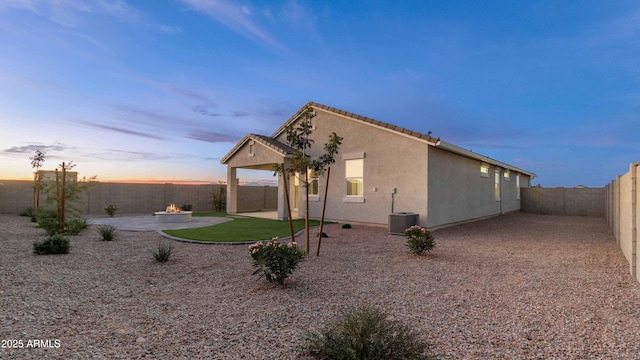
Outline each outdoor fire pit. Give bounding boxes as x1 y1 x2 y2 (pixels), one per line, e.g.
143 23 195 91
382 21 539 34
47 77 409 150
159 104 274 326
154 204 192 223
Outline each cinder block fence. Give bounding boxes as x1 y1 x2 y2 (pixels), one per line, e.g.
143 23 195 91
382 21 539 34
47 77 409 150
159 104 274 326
605 163 640 282
0 180 277 215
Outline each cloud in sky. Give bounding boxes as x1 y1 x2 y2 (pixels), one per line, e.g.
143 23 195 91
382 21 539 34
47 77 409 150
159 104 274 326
180 0 286 52
3 143 72 154
72 119 168 141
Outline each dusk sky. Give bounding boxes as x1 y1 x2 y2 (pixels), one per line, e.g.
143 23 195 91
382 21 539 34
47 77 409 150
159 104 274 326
1 1 639 187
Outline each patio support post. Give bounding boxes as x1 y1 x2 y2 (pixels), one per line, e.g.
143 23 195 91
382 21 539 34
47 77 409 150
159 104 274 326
227 166 237 214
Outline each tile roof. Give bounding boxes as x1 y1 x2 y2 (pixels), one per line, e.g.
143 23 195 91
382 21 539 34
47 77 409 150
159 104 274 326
272 101 441 145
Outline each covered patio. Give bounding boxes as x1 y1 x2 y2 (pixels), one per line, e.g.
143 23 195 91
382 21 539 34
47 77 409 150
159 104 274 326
220 134 298 220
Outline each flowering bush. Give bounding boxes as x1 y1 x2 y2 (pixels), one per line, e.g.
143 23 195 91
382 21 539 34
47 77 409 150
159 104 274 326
403 225 435 255
104 204 118 217
249 238 306 285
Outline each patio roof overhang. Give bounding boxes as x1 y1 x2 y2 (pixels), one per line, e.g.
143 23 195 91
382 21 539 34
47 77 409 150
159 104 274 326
220 134 296 169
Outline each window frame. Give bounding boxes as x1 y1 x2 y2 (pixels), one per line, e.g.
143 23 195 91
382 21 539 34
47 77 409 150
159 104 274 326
343 152 366 203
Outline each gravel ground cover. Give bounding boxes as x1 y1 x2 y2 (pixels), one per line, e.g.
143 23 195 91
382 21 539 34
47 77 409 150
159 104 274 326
2 212 640 359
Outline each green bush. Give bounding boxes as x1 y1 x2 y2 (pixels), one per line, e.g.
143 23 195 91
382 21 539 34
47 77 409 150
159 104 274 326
152 242 174 262
249 238 306 285
33 234 70 255
404 225 435 255
341 223 352 229
301 304 432 360
97 225 117 241
104 204 118 217
19 207 38 222
36 208 61 236
65 217 88 235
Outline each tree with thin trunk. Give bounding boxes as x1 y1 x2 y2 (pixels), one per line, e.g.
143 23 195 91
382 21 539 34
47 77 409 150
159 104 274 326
278 106 342 255
29 149 46 210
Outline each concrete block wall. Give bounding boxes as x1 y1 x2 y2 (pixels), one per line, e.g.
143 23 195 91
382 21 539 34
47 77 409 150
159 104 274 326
521 187 605 216
0 180 277 215
605 163 639 283
0 180 34 214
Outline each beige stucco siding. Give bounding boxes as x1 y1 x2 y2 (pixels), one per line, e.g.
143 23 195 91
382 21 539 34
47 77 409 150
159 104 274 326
427 147 532 228
427 146 501 227
275 109 429 226
224 141 283 169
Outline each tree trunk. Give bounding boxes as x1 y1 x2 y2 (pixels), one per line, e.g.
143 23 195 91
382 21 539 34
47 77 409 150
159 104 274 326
316 167 331 256
60 163 66 233
305 170 310 255
280 163 295 243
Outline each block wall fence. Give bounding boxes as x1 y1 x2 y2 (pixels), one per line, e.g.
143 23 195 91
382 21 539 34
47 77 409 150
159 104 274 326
605 163 640 283
0 180 277 215
521 187 605 216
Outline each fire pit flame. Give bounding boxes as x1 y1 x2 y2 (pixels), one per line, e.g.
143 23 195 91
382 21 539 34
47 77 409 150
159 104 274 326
165 203 181 213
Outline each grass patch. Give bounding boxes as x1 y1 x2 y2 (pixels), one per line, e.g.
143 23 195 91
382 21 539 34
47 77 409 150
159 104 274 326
192 212 228 217
163 217 321 242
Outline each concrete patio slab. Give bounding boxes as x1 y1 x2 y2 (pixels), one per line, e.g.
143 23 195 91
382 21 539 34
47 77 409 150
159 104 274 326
87 215 232 231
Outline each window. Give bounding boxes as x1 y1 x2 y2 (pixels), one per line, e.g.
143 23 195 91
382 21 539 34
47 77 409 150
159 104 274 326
494 171 501 201
308 169 319 196
516 174 521 200
503 170 510 181
481 162 489 177
345 158 363 197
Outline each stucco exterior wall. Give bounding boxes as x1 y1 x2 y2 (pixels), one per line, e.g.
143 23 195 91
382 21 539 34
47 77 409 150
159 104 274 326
427 147 498 227
427 147 530 228
275 109 430 226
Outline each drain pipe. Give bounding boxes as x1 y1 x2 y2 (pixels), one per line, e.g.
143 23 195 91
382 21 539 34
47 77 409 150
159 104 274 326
391 188 397 213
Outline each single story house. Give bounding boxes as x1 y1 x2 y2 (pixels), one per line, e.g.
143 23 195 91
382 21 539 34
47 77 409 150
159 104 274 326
221 102 535 229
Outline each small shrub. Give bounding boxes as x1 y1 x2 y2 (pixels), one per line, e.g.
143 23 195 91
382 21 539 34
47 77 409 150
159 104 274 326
301 304 432 360
20 207 37 222
104 204 118 217
249 238 306 285
180 204 192 211
404 225 435 255
152 242 174 262
65 217 88 235
97 225 117 241
36 208 61 236
33 234 70 255
341 223 352 229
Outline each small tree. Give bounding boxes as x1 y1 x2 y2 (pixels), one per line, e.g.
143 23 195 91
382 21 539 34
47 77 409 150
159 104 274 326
29 149 46 210
212 181 227 212
39 162 95 234
278 107 342 255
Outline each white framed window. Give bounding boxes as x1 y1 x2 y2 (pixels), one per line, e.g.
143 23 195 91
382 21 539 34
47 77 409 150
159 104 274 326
343 152 365 203
503 170 510 181
494 171 501 201
481 162 489 177
308 169 319 196
345 159 363 197
516 174 521 200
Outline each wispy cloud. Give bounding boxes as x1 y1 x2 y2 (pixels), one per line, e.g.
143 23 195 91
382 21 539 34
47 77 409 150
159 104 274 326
186 130 239 143
192 105 220 117
83 148 172 161
3 143 72 154
0 0 180 33
180 0 287 51
72 119 168 141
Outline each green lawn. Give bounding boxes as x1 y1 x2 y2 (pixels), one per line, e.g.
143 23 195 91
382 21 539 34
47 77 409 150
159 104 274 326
163 216 321 242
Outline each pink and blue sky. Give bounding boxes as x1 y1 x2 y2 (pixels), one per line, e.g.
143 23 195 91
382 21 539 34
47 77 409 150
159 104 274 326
1 1 639 187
